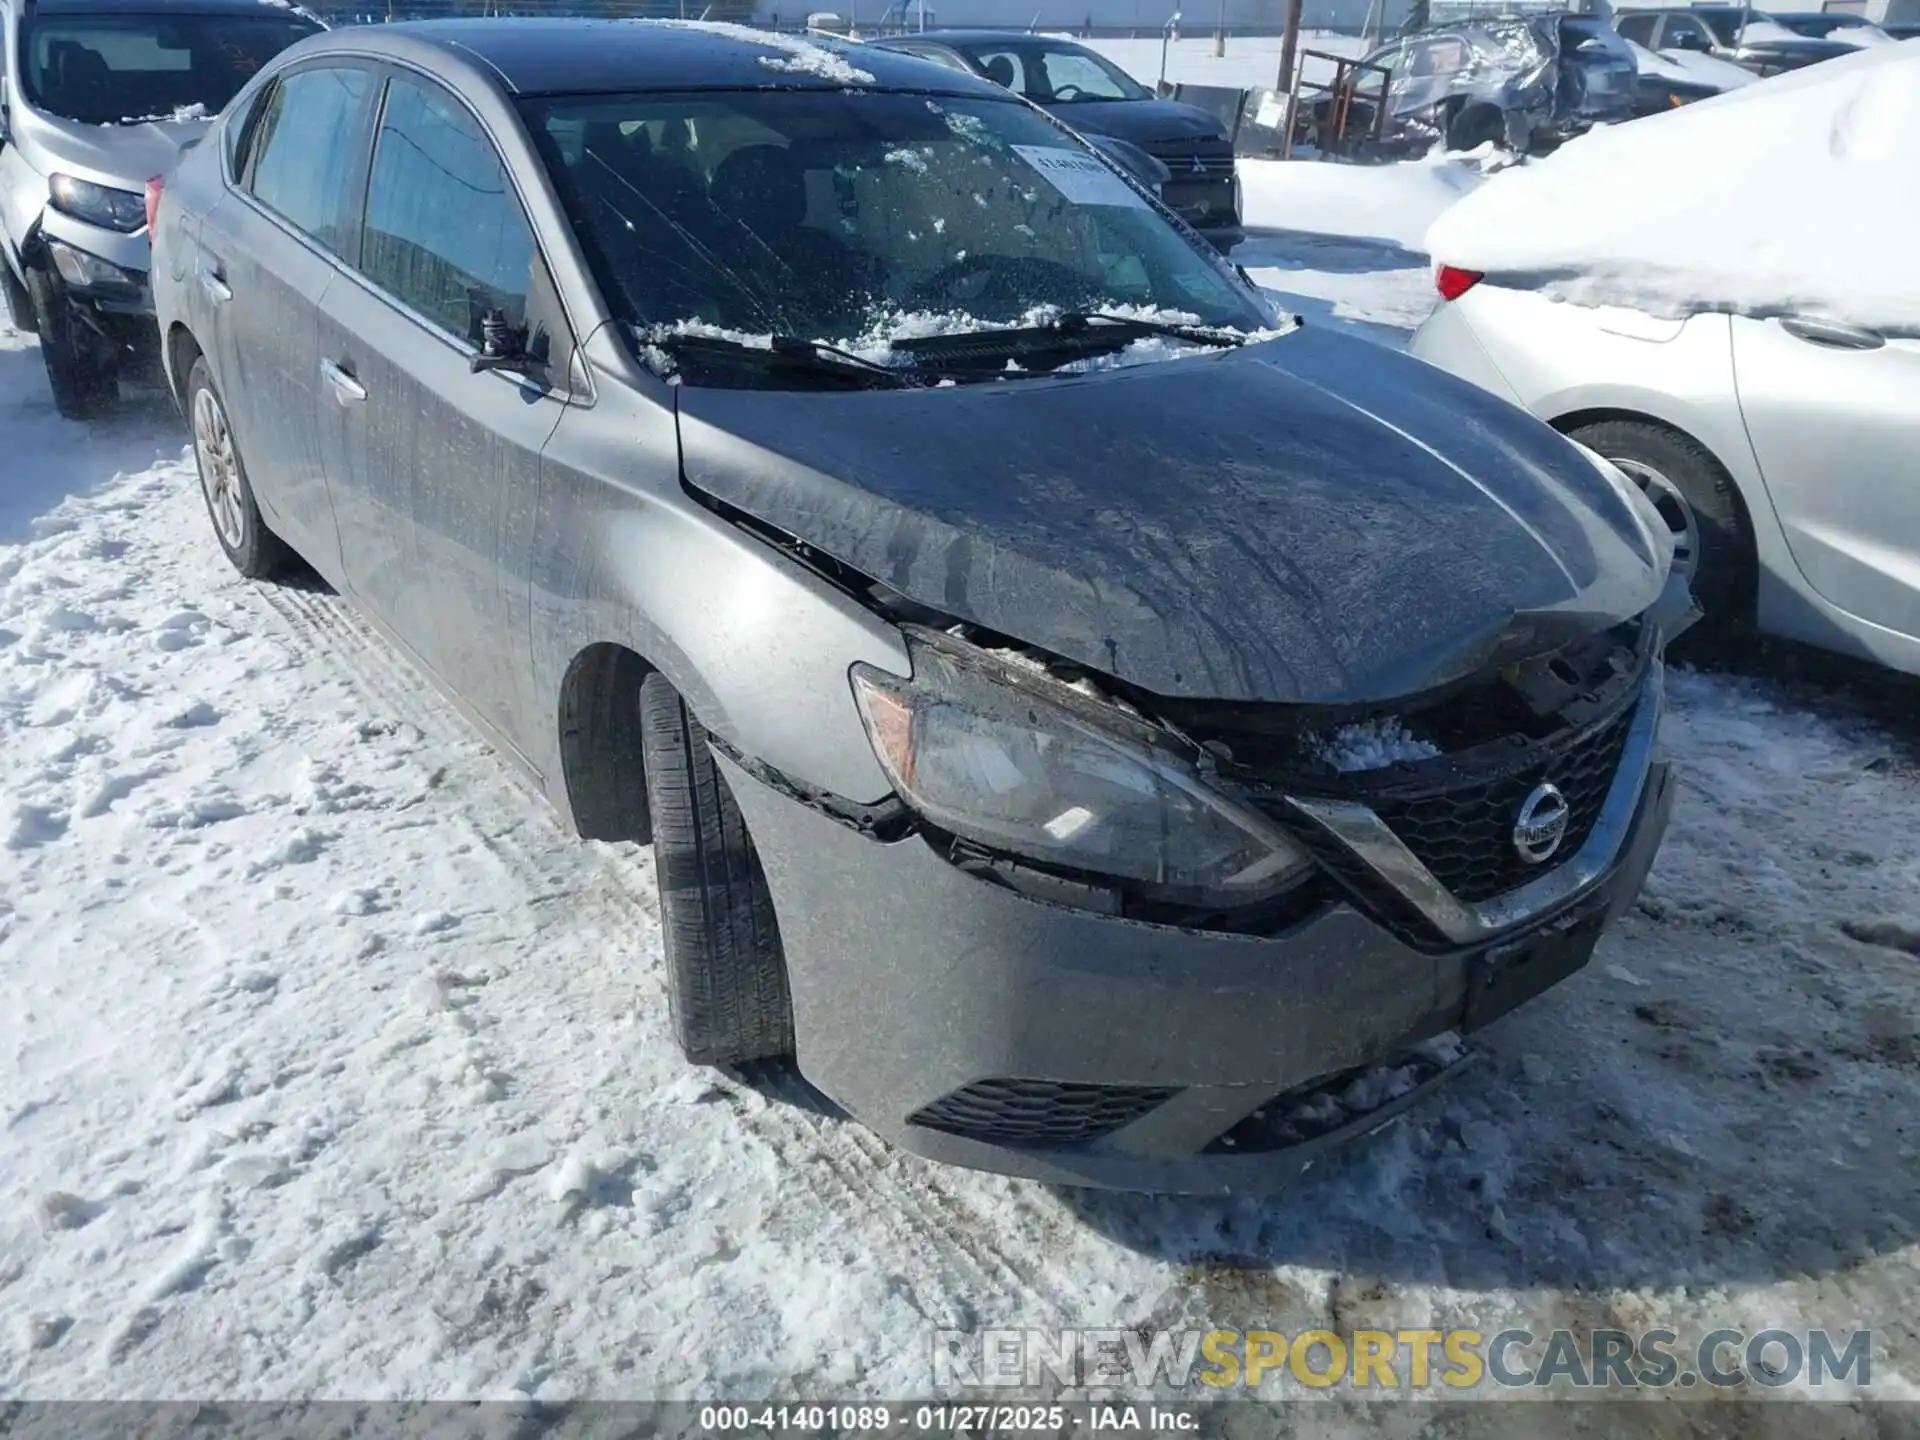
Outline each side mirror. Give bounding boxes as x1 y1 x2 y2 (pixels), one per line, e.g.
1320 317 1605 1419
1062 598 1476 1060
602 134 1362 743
470 308 535 375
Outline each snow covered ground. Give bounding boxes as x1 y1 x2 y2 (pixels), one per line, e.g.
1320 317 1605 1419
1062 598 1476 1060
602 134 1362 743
4 154 1920 1415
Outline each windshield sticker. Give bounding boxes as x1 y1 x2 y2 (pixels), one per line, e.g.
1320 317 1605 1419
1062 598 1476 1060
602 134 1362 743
1011 146 1150 210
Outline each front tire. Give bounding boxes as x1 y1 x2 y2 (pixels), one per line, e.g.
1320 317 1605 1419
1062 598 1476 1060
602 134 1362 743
187 355 290 580
639 673 795 1066
1447 104 1507 153
27 269 116 420
1568 417 1755 642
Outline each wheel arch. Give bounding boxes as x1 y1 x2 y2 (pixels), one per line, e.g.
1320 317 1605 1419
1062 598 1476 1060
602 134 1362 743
1551 406 1761 620
1547 405 1756 531
556 640 656 844
164 322 202 412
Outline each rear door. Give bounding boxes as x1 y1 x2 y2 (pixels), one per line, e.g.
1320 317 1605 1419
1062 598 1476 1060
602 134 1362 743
317 68 571 756
1732 316 1920 641
198 60 375 589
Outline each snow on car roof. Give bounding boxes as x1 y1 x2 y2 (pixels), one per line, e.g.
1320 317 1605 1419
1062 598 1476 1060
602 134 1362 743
1425 45 1920 334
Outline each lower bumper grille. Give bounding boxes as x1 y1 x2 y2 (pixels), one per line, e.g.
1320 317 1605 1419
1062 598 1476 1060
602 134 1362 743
908 1078 1176 1149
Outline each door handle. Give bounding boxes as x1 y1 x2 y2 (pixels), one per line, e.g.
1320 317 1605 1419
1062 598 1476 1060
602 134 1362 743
1780 316 1884 351
320 358 367 405
198 264 231 303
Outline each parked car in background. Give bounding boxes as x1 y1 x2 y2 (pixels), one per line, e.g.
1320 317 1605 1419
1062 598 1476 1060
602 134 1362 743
1623 34 1755 112
865 30 1240 250
0 0 321 416
1768 11 1899 44
154 20 1687 1192
1610 7 1854 72
1315 15 1637 156
1624 38 1748 112
1413 46 1919 680
1415 280 1919 677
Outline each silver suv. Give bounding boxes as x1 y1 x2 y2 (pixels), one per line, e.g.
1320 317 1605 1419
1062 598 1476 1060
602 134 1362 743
0 0 318 416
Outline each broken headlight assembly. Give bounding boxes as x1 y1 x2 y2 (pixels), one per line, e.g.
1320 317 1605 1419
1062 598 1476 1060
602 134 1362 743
850 628 1313 906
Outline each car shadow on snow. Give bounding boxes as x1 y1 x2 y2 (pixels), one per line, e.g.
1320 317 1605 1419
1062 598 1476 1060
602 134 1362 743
1237 226 1428 277
0 335 188 544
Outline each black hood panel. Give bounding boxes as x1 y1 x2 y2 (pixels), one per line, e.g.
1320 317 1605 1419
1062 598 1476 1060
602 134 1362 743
1044 97 1226 144
675 327 1667 704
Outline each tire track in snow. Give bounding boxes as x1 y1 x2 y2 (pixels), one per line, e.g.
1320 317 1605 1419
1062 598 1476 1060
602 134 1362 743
242 576 1069 1329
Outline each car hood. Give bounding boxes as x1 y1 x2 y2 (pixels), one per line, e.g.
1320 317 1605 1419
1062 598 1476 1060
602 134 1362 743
1736 35 1854 58
674 327 1670 705
1041 97 1225 144
16 110 211 189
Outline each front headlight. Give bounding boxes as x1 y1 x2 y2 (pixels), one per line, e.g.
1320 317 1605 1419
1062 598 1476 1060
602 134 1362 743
45 238 138 289
48 174 148 233
850 630 1313 905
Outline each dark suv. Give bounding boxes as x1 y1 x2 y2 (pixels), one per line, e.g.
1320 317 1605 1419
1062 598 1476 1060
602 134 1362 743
866 30 1241 251
1611 6 1854 73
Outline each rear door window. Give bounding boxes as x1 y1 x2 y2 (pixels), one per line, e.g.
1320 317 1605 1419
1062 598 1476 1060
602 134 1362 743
359 75 535 344
244 65 375 258
1661 15 1716 50
1614 13 1659 45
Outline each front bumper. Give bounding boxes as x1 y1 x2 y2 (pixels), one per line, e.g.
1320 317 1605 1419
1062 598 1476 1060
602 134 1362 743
715 680 1674 1193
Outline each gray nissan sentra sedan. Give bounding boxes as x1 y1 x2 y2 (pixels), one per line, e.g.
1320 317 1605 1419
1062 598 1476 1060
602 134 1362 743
151 19 1691 1193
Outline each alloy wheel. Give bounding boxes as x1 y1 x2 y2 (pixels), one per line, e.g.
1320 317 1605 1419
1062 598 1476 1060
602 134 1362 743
192 385 246 550
1612 455 1700 584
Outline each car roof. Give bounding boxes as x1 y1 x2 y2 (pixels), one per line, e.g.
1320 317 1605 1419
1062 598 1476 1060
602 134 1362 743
875 29 1095 45
327 18 1008 97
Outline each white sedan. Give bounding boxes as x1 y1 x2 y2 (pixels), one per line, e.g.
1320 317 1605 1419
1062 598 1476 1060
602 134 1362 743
1409 277 1919 678
1408 46 1920 678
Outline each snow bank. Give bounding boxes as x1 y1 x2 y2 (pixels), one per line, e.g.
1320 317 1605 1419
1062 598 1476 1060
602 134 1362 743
1240 153 1485 252
1425 46 1920 333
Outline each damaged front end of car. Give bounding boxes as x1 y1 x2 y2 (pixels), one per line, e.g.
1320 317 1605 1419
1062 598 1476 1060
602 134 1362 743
668 332 1692 1188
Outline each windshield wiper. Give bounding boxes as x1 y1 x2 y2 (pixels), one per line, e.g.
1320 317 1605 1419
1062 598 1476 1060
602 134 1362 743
1053 311 1250 348
647 332 924 389
890 311 1249 370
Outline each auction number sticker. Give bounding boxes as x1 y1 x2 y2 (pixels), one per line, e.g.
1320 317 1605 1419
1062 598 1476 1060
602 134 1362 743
1013 145 1151 210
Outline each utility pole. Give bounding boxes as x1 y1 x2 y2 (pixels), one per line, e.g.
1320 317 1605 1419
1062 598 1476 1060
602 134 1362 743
1275 0 1304 127
1213 0 1225 56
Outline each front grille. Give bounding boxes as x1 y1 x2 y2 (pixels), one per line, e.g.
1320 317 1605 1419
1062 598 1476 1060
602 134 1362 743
1369 708 1635 904
1139 135 1237 178
907 1078 1176 1149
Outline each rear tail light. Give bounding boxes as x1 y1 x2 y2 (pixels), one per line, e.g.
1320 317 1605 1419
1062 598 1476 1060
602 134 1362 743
1435 264 1484 301
144 176 164 234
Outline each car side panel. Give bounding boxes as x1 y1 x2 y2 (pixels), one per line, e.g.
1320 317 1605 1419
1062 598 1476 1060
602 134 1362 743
317 268 561 762
198 190 345 584
1413 286 1920 678
526 343 906 813
1730 317 1920 645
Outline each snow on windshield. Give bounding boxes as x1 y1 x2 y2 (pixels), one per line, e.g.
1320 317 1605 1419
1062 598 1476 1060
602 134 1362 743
111 102 212 125
1425 46 1919 333
639 302 1294 381
660 19 875 85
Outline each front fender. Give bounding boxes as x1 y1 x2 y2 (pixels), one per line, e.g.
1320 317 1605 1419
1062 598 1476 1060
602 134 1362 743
528 366 907 813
